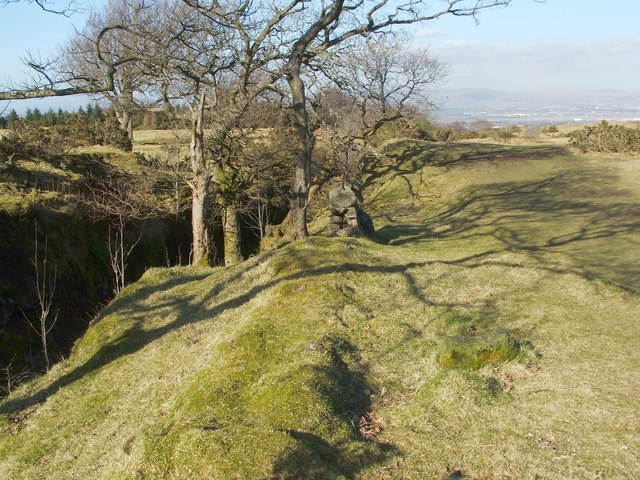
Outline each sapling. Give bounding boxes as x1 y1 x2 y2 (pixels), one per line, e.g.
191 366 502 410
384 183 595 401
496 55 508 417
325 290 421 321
26 220 58 372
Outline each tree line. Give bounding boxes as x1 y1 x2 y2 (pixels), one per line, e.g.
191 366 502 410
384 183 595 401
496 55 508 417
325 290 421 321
0 104 109 128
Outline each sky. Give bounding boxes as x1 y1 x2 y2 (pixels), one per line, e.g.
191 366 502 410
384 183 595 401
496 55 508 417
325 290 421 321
1 0 640 114
419 0 640 91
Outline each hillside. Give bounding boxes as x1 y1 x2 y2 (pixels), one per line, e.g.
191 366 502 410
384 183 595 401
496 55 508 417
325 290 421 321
1 139 638 479
0 146 191 377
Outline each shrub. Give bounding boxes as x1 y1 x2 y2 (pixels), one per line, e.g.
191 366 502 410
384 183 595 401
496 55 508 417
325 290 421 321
0 125 58 161
2 114 132 157
542 125 559 134
414 120 488 143
568 121 640 154
368 116 423 145
490 124 521 142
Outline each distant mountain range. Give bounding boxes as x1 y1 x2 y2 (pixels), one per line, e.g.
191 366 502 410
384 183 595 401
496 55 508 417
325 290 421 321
432 89 640 126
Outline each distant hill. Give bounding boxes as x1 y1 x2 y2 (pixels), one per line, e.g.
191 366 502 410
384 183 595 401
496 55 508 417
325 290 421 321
433 88 640 125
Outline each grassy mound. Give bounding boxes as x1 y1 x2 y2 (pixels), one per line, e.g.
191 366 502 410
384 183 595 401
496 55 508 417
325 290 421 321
1 139 638 478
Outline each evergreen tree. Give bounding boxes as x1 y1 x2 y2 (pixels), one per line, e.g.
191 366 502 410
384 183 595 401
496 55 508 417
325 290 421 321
57 108 67 124
43 108 58 126
93 104 104 121
6 110 18 127
32 108 43 124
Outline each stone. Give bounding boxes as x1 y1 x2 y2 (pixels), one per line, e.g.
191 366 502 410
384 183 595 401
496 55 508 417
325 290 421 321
345 207 358 219
327 180 374 237
336 226 360 237
329 184 358 209
437 328 520 370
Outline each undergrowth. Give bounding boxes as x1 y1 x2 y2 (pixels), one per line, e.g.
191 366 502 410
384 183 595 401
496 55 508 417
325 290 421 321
568 120 640 153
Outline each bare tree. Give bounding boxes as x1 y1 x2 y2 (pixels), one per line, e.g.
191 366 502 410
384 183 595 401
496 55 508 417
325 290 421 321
0 0 143 101
59 1 155 140
317 36 447 176
26 220 58 372
140 0 301 264
1 0 79 16
280 0 512 239
83 172 155 295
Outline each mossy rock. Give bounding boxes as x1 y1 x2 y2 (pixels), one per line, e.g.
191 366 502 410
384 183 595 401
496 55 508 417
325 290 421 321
438 328 520 370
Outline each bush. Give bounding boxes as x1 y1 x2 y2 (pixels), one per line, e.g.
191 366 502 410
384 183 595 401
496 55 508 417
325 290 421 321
490 125 521 143
0 133 45 162
368 116 424 145
1 114 132 157
412 120 461 143
568 121 640 154
541 125 559 134
413 119 497 143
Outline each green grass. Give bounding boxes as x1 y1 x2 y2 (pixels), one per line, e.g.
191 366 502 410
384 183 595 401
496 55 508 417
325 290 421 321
1 139 638 479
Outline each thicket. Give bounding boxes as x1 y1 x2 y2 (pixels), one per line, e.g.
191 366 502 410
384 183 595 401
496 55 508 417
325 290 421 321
541 125 559 134
568 121 640 154
1 117 131 156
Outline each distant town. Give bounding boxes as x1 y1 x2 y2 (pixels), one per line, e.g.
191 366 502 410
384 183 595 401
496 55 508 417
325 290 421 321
433 88 640 126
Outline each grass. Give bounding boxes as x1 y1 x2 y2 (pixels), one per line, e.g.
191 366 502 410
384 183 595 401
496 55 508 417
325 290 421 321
0 138 638 478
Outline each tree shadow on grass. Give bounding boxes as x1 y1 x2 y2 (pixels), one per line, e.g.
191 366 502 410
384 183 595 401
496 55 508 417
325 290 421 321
362 140 568 190
0 238 506 417
271 337 399 479
369 145 640 294
272 430 397 480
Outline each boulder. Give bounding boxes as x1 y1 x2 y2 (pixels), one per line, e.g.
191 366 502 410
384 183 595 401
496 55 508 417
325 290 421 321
329 184 358 209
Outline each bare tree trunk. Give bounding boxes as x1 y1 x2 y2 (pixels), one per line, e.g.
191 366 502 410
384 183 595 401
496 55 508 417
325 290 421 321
125 113 134 141
223 205 242 266
191 175 209 264
287 58 312 240
286 0 345 240
190 90 211 265
115 108 134 142
256 197 267 241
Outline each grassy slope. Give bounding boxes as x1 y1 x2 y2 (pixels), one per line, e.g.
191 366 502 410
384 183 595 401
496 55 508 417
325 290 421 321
1 140 639 479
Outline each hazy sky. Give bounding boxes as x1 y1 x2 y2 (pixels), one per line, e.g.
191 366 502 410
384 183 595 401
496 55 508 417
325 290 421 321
420 0 640 91
1 0 639 113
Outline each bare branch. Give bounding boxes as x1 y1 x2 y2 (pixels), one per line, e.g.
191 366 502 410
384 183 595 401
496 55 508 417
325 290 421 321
1 0 81 17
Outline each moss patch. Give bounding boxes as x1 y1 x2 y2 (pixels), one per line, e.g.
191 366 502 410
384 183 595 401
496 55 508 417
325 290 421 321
438 328 520 369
